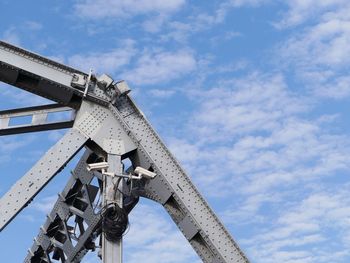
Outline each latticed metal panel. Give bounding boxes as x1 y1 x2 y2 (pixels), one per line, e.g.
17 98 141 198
0 128 88 231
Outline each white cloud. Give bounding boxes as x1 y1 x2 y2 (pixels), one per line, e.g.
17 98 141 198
31 195 57 214
161 2 243 43
280 18 350 68
276 0 349 29
0 135 36 153
2 2 350 262
164 71 350 262
2 22 42 46
188 73 308 140
0 155 11 164
149 88 176 98
2 26 21 45
243 189 350 262
124 202 200 263
0 138 30 153
0 83 50 106
228 0 268 8
210 31 242 46
123 49 196 85
142 14 168 33
68 39 137 74
24 21 43 31
47 130 66 142
276 3 350 98
168 72 350 209
211 0 350 104
74 0 185 19
314 75 350 99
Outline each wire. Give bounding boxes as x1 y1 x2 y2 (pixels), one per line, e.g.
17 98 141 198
112 177 122 199
101 203 129 242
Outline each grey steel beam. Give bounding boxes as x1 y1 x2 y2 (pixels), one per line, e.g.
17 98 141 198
0 41 85 76
0 128 88 231
0 104 75 136
24 150 102 263
74 100 137 156
112 97 250 263
25 150 141 263
0 41 109 106
102 154 123 263
0 40 250 263
0 41 85 104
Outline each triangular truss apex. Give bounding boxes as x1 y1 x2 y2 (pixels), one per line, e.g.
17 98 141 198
0 40 249 263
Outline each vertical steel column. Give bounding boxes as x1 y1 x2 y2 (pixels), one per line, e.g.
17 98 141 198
102 154 123 263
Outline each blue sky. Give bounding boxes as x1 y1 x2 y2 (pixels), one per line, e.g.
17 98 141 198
1 0 350 262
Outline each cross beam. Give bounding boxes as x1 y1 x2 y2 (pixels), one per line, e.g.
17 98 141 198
0 104 75 136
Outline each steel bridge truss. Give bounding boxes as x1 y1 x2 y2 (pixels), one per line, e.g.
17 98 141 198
0 41 249 263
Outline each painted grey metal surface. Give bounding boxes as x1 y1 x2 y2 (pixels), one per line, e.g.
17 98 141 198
112 98 249 263
0 41 83 104
74 101 137 156
0 41 250 263
0 128 88 230
25 151 140 263
0 104 75 135
0 41 109 106
24 150 102 263
0 41 85 76
102 154 123 263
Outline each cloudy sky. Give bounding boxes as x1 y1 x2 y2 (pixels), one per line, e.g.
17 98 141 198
1 0 350 262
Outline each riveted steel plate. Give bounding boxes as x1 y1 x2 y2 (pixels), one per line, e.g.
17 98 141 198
0 128 88 230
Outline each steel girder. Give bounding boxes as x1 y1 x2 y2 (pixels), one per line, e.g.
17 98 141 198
24 150 102 263
0 104 75 136
0 128 88 231
0 40 250 263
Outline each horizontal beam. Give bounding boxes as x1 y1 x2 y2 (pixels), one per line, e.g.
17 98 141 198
0 104 75 136
0 41 87 104
0 121 74 136
0 41 85 76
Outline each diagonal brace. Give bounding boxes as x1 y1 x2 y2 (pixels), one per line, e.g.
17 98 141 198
24 150 101 263
0 128 88 231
